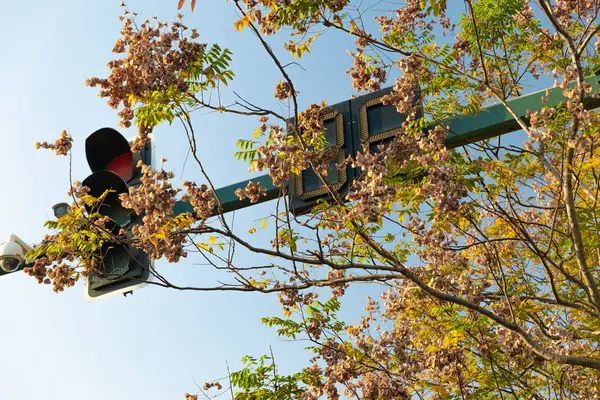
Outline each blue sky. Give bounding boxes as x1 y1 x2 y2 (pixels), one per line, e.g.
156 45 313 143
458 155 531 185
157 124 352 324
0 1 375 398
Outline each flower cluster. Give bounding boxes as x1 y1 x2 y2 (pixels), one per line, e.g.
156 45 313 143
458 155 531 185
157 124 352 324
202 381 223 390
238 0 350 36
234 180 267 203
120 162 188 262
85 7 204 150
274 80 293 100
181 181 215 221
346 132 419 221
35 130 72 156
346 50 387 92
327 269 347 298
514 4 534 26
24 254 80 293
383 81 420 118
380 57 427 118
296 102 331 139
24 216 106 293
250 103 339 187
554 0 596 25
414 127 466 216
375 0 431 36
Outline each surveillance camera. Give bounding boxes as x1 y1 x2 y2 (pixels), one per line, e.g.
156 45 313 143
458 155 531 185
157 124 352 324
0 235 32 273
52 202 70 218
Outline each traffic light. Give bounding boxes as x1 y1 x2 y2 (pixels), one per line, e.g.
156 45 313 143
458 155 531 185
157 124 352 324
290 87 419 215
82 127 154 301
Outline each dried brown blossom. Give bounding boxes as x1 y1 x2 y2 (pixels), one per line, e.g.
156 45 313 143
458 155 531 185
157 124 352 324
202 381 223 391
181 181 215 221
375 0 428 35
35 130 72 156
250 103 339 188
85 8 207 151
120 162 190 262
346 50 387 92
274 80 294 100
234 180 267 203
381 77 420 116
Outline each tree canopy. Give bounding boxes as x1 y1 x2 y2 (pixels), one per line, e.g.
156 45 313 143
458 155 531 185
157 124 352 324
33 0 600 398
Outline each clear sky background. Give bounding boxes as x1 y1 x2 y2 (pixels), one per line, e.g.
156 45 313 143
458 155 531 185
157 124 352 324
0 0 378 399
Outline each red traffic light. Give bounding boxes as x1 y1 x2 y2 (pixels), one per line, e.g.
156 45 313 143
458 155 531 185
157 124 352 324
83 127 154 301
86 127 134 182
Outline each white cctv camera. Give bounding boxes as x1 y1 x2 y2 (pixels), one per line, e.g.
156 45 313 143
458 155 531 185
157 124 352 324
0 234 33 273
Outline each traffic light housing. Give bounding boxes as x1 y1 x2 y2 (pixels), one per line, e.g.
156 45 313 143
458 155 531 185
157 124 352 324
290 87 419 215
82 128 154 301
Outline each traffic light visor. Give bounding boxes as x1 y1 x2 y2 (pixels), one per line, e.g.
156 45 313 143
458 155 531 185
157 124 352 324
82 170 133 228
98 243 132 279
86 127 134 182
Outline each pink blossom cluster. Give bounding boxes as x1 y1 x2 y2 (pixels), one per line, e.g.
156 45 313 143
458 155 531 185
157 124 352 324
35 130 73 156
120 162 188 262
85 7 204 151
234 180 267 203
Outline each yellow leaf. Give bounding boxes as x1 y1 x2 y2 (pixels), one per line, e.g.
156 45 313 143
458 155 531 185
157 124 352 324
242 13 254 27
397 212 405 223
234 14 254 31
435 385 449 397
261 218 267 229
581 157 600 172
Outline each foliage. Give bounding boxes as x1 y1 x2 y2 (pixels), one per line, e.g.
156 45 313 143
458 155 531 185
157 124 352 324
35 0 600 398
229 355 314 400
24 184 116 292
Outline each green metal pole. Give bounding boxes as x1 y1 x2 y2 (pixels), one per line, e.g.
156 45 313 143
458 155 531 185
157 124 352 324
173 173 280 216
175 73 600 216
445 73 600 148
